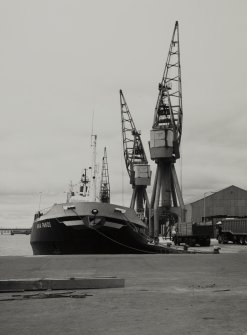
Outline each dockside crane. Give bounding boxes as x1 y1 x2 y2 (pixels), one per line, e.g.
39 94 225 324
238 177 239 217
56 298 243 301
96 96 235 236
99 147 110 203
149 21 185 242
120 89 151 220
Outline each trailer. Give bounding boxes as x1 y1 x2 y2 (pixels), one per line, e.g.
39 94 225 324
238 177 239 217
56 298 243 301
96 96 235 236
217 219 247 244
173 222 211 247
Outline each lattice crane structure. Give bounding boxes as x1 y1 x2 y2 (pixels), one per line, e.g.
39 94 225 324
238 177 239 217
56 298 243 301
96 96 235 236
120 90 151 220
99 147 110 203
149 21 185 241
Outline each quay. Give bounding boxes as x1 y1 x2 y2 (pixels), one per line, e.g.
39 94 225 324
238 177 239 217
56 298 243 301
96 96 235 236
0 228 31 235
0 253 246 334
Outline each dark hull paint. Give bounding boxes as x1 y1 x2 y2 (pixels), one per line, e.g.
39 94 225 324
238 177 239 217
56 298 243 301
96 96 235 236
30 220 170 255
32 219 140 255
30 200 174 255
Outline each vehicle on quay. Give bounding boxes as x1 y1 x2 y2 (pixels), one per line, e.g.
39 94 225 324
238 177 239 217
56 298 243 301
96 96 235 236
172 222 212 247
216 219 247 245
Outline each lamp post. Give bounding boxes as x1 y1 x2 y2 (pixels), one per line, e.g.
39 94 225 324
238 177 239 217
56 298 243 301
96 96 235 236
203 191 215 222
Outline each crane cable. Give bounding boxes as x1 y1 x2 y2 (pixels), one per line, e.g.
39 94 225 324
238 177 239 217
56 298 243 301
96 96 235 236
42 215 210 254
53 211 166 254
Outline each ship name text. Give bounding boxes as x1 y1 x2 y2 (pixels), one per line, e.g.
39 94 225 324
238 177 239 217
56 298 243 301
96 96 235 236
37 222 51 229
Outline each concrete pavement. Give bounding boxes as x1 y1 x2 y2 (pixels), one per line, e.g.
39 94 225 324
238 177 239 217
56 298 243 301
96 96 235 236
0 253 247 335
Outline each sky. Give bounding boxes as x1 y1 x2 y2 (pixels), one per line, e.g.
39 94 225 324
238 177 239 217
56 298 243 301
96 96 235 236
0 0 247 227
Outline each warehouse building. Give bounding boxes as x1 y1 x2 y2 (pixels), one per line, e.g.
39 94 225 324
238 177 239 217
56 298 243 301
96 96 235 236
185 185 247 237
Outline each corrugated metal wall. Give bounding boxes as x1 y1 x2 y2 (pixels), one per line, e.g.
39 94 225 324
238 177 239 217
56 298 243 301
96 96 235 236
185 186 247 223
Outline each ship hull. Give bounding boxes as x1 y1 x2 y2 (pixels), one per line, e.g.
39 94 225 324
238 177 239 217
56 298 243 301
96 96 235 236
31 220 150 255
30 201 153 255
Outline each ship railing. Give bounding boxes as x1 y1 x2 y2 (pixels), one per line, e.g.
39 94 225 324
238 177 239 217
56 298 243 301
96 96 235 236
34 206 52 220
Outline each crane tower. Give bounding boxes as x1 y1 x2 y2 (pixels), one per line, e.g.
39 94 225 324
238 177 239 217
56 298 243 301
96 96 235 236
99 147 110 203
149 21 185 241
120 90 151 220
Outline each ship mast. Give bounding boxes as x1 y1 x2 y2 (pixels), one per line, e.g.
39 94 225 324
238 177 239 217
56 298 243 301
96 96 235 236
79 168 90 197
91 133 97 202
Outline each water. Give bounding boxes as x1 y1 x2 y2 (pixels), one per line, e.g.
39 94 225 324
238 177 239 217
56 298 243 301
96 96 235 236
0 234 33 256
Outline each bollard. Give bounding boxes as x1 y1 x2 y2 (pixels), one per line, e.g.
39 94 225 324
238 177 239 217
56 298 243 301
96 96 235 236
183 244 188 251
213 246 221 254
154 237 159 245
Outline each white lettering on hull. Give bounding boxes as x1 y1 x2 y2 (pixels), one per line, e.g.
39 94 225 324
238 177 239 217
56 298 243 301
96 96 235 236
37 222 51 229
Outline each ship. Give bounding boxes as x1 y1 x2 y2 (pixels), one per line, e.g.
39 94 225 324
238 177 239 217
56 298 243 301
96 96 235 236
30 200 151 255
30 137 159 255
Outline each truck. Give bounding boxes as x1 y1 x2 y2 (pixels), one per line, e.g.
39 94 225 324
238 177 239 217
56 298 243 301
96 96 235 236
172 222 212 247
216 219 247 245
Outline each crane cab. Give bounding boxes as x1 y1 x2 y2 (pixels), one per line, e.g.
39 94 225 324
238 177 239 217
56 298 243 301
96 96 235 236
149 129 174 160
133 164 151 186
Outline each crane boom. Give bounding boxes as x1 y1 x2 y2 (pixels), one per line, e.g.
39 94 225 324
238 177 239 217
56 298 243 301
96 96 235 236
120 89 151 219
149 21 185 242
120 90 148 181
99 147 110 203
152 21 183 159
